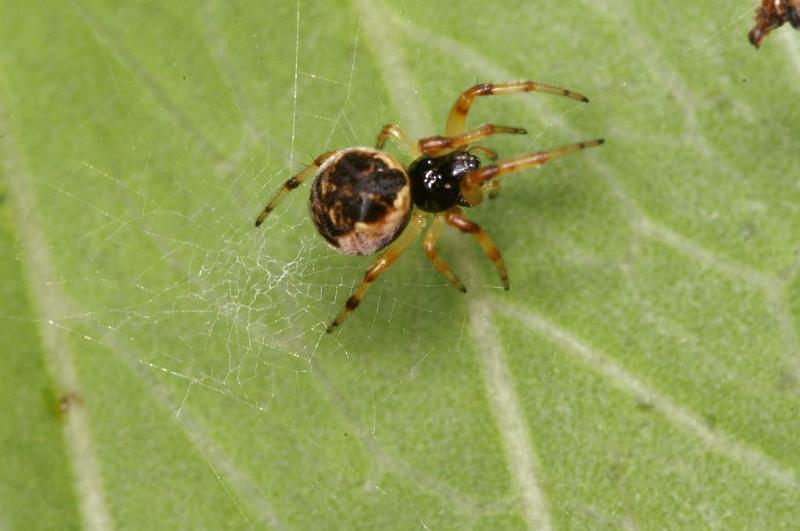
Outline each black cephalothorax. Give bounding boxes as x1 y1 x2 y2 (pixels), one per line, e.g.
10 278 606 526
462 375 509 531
408 151 481 213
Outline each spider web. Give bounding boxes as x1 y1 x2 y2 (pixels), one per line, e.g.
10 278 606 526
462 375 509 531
7 0 800 528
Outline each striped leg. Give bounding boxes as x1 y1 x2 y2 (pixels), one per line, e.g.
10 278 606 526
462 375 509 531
327 211 427 333
461 139 605 206
423 213 467 293
446 80 589 136
419 124 526 157
375 124 421 158
445 207 509 290
255 151 336 227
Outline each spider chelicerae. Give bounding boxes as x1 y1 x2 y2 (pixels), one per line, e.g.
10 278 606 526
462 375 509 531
255 80 604 333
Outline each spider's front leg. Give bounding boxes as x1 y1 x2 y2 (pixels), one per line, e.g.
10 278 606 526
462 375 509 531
255 150 337 227
418 124 527 158
446 80 589 136
327 211 427 333
460 139 605 206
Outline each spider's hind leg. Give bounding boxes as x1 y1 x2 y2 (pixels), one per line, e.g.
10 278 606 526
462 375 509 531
327 211 427 333
255 150 336 227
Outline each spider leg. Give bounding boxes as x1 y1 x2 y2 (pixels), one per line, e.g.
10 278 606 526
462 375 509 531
468 146 500 199
375 123 421 158
423 213 467 293
461 139 605 206
486 178 500 200
468 145 498 161
446 80 589 136
327 211 427 333
419 124 527 157
445 207 509 290
255 150 337 227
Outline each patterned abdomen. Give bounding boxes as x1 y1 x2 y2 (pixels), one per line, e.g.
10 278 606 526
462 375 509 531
310 148 412 256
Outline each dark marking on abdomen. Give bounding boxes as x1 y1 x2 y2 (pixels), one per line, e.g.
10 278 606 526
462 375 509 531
310 151 407 243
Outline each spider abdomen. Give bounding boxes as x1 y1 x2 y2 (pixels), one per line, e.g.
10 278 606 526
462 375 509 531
310 148 412 256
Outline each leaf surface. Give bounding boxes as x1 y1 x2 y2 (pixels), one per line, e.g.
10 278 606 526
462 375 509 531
2 0 799 528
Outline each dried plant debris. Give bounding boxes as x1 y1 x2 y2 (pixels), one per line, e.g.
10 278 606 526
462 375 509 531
750 0 800 47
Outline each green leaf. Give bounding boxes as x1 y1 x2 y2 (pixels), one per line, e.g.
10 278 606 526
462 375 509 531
2 0 800 528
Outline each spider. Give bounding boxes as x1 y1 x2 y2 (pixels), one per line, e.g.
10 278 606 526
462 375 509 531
255 80 604 333
749 0 800 47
